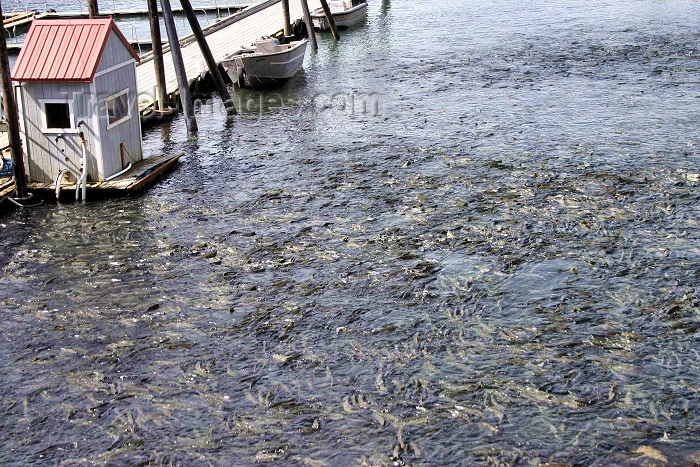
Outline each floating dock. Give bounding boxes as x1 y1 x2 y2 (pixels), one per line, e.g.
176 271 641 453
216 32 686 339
2 3 248 31
27 153 183 198
1 150 183 208
0 178 14 205
44 3 247 18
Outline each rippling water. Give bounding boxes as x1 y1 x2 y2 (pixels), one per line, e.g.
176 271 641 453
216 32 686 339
1 1 699 465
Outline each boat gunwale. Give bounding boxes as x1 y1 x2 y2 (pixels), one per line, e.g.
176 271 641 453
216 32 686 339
222 39 308 61
310 2 367 19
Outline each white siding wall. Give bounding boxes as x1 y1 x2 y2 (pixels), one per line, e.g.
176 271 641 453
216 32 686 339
96 31 135 73
20 81 99 183
93 62 143 180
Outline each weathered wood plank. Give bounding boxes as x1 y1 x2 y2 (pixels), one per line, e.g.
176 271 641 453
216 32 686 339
127 153 182 191
0 179 15 203
28 153 182 195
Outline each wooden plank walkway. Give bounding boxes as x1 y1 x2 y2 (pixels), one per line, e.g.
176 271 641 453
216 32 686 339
45 4 249 18
1 154 180 209
137 0 321 108
2 10 38 30
0 179 15 205
3 10 37 26
28 153 183 195
3 4 249 29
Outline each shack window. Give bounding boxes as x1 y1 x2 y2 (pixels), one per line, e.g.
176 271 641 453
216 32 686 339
45 103 71 129
105 89 130 129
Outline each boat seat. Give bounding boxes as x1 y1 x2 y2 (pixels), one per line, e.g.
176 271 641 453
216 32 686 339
329 0 346 13
254 40 279 54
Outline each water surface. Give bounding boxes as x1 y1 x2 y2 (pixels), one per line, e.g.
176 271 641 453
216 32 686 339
1 1 699 465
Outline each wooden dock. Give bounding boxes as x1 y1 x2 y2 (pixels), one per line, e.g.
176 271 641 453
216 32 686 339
28 153 183 197
136 0 322 109
47 3 248 18
1 153 182 208
0 178 15 205
2 10 38 30
2 3 252 52
3 3 249 30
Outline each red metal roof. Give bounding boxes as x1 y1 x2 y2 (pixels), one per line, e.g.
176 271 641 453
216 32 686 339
11 17 140 82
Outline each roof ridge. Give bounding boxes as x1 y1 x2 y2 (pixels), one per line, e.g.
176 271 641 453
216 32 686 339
31 17 114 24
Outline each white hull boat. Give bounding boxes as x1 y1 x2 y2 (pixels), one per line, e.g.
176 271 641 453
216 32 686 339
221 38 308 88
311 1 368 30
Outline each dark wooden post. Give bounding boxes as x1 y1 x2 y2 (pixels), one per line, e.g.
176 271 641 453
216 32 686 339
0 1 28 199
147 0 168 111
180 0 236 116
299 0 318 51
281 0 292 36
160 0 197 136
318 0 340 40
88 0 99 18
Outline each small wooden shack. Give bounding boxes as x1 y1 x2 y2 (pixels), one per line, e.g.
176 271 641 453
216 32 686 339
12 18 143 184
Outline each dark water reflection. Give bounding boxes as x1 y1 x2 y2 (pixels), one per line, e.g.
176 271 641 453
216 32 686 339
1 1 699 465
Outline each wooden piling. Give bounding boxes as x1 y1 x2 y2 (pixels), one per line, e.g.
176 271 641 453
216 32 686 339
88 0 99 18
0 2 28 199
299 0 318 51
147 0 168 111
318 0 340 40
180 0 236 116
160 0 198 136
281 0 292 37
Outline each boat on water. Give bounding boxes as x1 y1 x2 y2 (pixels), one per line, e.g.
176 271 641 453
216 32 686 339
311 0 368 30
139 103 175 127
221 37 308 88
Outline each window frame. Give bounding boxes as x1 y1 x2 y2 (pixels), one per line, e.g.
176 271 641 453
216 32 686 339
39 98 77 134
103 88 131 130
